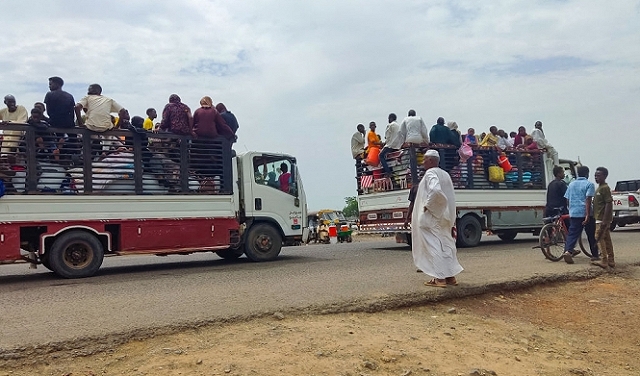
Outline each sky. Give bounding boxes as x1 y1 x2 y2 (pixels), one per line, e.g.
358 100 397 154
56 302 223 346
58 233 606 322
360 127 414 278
1 0 639 211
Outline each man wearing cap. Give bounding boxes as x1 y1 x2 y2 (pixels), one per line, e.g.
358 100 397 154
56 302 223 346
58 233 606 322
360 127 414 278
0 95 29 154
411 149 463 287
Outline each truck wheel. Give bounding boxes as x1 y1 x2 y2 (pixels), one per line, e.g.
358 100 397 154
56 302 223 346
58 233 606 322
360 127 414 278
456 215 482 248
609 222 617 232
216 248 243 260
48 231 104 278
244 224 282 261
497 230 517 242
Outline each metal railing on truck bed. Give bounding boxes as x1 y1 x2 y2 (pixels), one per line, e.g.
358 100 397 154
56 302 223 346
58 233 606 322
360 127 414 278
355 144 546 194
0 123 233 195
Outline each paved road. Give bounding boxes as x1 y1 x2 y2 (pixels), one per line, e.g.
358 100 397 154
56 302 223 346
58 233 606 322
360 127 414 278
1 227 639 350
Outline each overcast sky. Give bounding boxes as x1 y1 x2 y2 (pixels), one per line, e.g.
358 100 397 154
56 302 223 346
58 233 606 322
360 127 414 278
1 0 639 211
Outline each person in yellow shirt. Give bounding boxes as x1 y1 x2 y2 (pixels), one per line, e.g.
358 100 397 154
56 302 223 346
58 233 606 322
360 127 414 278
143 108 157 131
479 125 499 147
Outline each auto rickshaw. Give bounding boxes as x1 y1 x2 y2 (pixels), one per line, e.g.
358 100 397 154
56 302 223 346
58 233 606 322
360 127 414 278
307 209 353 243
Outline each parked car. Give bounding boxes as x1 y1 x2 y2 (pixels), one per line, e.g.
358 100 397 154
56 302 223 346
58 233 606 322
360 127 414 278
611 180 640 231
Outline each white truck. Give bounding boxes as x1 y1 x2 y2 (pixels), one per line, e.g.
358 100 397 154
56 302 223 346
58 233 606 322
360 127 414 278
611 180 640 231
0 123 307 278
356 145 578 247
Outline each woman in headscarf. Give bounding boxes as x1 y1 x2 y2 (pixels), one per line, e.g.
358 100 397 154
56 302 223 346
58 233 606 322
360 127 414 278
193 96 234 141
159 94 192 136
191 96 235 177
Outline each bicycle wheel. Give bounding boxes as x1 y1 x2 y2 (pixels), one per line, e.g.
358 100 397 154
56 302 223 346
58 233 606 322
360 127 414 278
539 223 566 262
578 232 593 258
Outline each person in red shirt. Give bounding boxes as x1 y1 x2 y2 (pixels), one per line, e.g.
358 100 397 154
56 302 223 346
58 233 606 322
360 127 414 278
513 126 528 147
279 163 291 193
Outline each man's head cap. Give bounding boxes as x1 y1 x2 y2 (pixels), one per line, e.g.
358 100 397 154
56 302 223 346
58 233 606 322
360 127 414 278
425 149 440 158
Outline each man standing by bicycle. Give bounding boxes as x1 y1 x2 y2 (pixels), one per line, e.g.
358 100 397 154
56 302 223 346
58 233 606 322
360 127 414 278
545 166 568 217
562 166 599 264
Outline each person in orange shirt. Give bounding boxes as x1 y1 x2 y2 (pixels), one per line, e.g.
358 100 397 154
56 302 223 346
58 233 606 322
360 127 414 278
365 121 383 167
366 121 382 150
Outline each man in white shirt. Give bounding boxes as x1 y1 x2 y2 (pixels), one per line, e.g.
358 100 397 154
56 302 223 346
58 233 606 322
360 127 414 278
351 123 366 160
497 129 512 151
398 109 429 145
75 84 125 132
351 123 366 193
0 95 29 154
397 109 429 184
379 113 402 176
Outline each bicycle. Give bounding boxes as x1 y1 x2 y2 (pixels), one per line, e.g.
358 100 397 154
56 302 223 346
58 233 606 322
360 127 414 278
538 208 592 262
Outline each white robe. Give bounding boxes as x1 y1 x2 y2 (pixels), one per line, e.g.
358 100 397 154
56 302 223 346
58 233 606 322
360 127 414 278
411 167 463 279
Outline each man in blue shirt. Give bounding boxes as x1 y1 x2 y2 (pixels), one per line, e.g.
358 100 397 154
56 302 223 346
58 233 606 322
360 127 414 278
563 166 599 264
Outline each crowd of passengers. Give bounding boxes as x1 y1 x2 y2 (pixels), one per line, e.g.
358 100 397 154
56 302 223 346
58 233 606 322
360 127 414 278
0 77 239 160
351 110 557 192
0 77 239 193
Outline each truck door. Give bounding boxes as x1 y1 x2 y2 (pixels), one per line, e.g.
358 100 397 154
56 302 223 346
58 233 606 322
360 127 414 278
247 155 304 240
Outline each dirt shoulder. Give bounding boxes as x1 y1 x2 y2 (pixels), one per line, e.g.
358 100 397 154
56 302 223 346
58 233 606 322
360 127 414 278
3 268 639 376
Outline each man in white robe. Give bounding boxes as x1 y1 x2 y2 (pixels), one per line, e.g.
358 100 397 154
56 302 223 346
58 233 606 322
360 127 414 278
411 149 463 287
530 120 559 177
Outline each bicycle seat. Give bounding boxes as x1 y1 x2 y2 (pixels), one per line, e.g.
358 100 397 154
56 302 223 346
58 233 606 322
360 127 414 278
542 216 556 224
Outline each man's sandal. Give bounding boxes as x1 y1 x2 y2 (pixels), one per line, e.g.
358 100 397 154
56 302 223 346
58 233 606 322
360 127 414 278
425 278 447 288
445 277 458 286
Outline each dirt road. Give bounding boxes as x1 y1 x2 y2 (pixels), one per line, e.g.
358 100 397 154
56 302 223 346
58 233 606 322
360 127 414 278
2 267 639 375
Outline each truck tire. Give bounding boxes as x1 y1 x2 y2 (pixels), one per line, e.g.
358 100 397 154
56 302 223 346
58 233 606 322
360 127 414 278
40 253 53 271
244 223 282 262
609 222 617 232
497 230 517 242
48 230 104 278
456 215 482 248
216 248 244 260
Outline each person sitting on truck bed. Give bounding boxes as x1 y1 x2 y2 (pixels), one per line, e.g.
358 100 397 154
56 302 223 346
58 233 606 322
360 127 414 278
513 126 527 147
192 96 234 176
479 125 499 147
530 120 559 168
193 96 234 141
463 128 477 145
143 108 157 131
75 84 125 132
28 107 59 161
398 109 429 145
429 117 455 146
379 113 402 177
159 94 192 136
215 103 239 136
0 94 29 154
